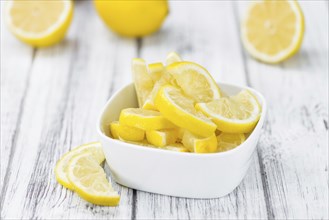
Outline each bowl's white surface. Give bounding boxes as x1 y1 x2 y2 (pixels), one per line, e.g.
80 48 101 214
97 82 267 199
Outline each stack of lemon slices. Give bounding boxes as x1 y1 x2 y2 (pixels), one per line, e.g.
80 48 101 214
111 52 262 153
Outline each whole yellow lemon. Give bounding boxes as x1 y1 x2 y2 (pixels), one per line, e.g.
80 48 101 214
94 0 168 37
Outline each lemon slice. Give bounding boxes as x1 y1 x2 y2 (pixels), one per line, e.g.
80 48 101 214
55 142 105 190
146 129 178 147
132 58 154 107
163 143 190 152
167 62 221 103
196 90 261 133
241 0 304 63
155 85 216 137
148 62 165 82
5 0 73 47
165 52 182 65
110 121 145 141
119 108 176 130
67 152 120 206
182 130 217 153
217 133 246 152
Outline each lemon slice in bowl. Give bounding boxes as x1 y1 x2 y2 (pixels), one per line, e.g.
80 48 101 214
217 133 246 152
196 90 261 133
132 58 154 107
241 0 304 63
182 130 217 153
55 142 105 190
165 52 182 65
167 62 221 103
119 108 176 130
67 152 120 206
110 121 145 142
155 85 216 137
5 0 73 47
146 129 178 147
163 143 190 152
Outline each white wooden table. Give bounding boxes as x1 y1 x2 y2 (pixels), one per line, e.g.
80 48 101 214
1 1 328 219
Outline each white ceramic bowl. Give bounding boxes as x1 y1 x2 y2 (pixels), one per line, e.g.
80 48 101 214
97 82 267 199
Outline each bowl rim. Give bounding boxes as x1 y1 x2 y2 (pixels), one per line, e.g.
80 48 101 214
96 82 267 158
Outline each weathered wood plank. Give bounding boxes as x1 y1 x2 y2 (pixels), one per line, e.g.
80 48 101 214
235 1 329 219
1 1 136 219
135 2 268 219
0 1 35 203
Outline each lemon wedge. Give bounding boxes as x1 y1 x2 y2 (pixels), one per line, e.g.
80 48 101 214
182 130 217 153
167 62 221 103
155 85 216 137
241 0 304 63
217 133 246 152
119 108 176 130
163 143 190 152
165 52 182 65
148 62 165 83
5 0 73 47
196 90 261 133
132 58 154 107
67 152 120 206
146 129 178 147
110 121 145 141
55 142 105 190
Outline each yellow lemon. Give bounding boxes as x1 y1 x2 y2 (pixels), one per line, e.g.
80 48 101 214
5 0 73 47
110 121 145 142
241 0 304 63
217 133 246 152
94 0 168 37
146 129 178 147
182 130 217 153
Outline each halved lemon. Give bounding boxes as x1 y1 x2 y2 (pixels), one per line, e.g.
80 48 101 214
155 85 216 137
182 130 217 153
67 152 120 206
196 90 261 133
167 62 221 103
165 52 182 65
241 0 304 63
55 142 105 190
132 58 154 107
217 133 246 152
146 129 178 147
5 0 73 47
110 121 145 142
119 108 176 130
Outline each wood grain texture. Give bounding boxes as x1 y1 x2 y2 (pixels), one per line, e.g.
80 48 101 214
135 2 267 219
235 1 329 219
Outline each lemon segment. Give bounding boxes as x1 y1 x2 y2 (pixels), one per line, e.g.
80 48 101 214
67 153 120 206
55 142 105 190
155 85 216 137
110 121 145 142
148 62 165 83
163 143 190 152
196 90 261 133
132 58 154 107
217 133 246 152
119 108 176 130
5 0 73 47
165 52 182 65
167 62 221 103
146 129 178 147
182 131 217 153
241 0 304 63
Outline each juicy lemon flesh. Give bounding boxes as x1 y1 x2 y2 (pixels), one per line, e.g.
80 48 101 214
110 121 145 142
182 131 217 153
55 142 104 190
243 0 304 63
167 62 220 103
146 129 178 147
68 153 120 206
148 62 164 83
217 133 245 152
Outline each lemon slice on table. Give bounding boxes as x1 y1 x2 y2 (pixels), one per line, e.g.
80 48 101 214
5 0 73 47
182 130 217 153
146 129 178 147
165 52 183 65
155 85 216 137
241 0 304 63
196 90 261 133
55 142 105 190
217 133 246 152
119 108 176 130
110 121 145 142
67 152 120 206
167 62 221 103
132 58 154 107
